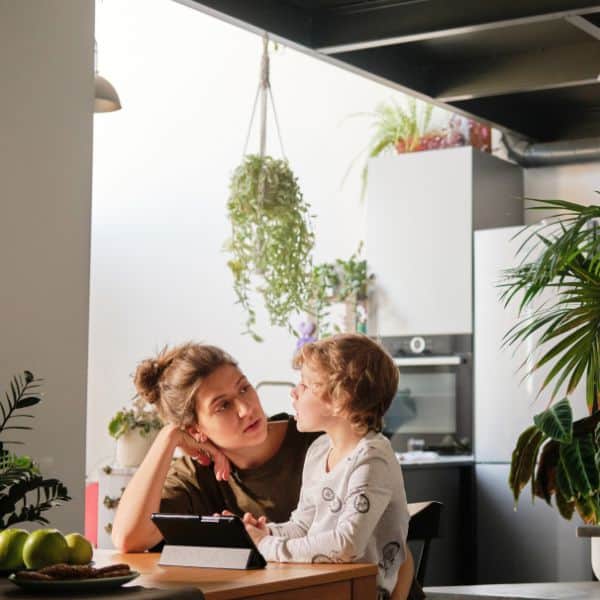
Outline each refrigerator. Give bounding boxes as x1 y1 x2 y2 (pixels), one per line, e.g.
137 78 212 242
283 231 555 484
474 226 592 583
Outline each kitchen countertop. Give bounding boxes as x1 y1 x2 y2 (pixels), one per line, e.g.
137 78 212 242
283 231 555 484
425 581 600 600
397 454 474 469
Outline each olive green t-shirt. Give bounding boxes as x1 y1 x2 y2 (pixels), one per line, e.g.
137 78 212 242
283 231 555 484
160 414 320 523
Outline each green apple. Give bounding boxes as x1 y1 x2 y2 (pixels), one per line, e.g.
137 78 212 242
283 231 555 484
22 529 69 570
64 532 93 565
0 528 29 570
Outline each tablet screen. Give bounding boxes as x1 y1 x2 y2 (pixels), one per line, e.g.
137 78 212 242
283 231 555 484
151 513 258 550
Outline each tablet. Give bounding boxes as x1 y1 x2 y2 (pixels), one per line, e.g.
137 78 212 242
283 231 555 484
151 513 266 569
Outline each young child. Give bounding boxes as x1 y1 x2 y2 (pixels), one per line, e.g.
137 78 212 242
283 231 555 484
244 333 409 600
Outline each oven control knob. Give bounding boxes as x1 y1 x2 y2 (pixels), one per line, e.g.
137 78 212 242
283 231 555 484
409 336 426 354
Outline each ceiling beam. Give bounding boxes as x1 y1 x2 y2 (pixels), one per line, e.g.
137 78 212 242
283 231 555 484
565 14 600 39
450 84 600 142
175 0 313 47
335 46 433 96
433 41 600 102
314 0 600 54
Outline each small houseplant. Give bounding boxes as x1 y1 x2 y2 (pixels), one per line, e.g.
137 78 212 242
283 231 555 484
310 244 373 338
0 371 70 528
502 198 600 525
108 396 162 468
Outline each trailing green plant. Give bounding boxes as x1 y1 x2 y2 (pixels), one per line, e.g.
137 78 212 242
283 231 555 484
310 244 373 337
225 154 315 341
502 198 600 523
0 371 70 529
108 395 162 440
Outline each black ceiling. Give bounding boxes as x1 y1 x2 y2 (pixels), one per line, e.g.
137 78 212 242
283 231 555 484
179 0 600 142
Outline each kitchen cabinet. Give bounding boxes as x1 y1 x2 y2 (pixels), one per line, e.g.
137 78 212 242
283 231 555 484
403 460 475 586
366 146 522 336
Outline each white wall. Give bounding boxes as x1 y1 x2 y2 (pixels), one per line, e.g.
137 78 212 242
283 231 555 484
0 0 94 531
90 0 458 474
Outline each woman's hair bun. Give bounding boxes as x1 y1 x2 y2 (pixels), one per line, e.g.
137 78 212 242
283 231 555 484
134 358 165 405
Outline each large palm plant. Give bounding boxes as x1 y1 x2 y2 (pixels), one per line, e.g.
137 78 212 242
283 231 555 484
0 371 70 528
503 198 600 524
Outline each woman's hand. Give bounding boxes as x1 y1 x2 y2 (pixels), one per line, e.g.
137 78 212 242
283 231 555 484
243 512 269 546
175 429 231 481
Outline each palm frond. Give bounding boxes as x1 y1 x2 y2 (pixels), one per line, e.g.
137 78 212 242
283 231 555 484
0 371 42 443
0 372 71 527
505 197 600 522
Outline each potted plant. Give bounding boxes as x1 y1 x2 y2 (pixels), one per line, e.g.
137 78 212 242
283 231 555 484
501 199 600 574
225 154 315 342
108 396 162 468
0 371 70 528
346 98 491 200
310 244 373 338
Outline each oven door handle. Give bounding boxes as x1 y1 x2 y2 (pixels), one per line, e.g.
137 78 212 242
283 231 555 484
392 355 464 366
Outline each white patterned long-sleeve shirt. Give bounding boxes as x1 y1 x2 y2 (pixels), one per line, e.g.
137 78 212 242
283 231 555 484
258 432 409 597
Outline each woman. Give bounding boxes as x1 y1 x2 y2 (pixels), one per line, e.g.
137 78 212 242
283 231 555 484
111 342 418 600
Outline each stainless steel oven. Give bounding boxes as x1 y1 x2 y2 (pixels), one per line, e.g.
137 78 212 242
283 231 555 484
380 334 472 454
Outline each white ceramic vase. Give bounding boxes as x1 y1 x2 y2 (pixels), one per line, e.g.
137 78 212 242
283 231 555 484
577 525 600 578
116 429 158 468
592 537 600 579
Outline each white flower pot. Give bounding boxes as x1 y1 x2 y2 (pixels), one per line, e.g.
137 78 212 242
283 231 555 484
577 525 600 578
116 429 158 468
592 537 600 579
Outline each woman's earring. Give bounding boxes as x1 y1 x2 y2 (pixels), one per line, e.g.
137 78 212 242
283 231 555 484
199 432 207 443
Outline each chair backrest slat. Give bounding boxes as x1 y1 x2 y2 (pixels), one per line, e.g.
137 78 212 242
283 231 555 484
407 500 443 585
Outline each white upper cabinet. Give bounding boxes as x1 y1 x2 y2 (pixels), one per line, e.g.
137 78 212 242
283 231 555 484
366 146 522 337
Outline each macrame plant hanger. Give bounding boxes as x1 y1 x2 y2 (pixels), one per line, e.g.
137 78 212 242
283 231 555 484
242 33 286 163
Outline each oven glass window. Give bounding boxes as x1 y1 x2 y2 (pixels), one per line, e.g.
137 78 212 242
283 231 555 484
384 369 456 434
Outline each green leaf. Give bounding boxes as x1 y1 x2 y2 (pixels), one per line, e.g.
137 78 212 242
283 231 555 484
559 439 594 497
575 494 599 524
533 398 572 443
555 490 575 520
15 396 40 409
509 425 546 503
534 439 559 504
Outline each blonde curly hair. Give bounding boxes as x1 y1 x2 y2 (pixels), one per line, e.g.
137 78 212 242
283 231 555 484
293 333 398 434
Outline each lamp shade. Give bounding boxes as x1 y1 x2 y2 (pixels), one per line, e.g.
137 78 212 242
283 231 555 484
94 74 121 113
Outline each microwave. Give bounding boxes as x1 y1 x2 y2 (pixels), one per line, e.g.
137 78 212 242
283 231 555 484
380 334 472 454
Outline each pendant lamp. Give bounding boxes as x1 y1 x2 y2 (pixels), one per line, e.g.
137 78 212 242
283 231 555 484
94 40 121 113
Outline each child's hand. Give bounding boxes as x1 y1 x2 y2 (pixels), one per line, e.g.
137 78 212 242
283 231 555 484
245 521 268 546
242 512 268 530
243 512 268 546
175 429 231 481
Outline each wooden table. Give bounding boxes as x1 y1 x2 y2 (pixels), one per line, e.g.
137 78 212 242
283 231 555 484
93 549 377 600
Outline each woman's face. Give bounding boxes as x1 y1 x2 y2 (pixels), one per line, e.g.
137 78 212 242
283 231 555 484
191 364 267 451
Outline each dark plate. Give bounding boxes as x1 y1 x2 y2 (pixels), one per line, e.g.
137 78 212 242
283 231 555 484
8 570 139 592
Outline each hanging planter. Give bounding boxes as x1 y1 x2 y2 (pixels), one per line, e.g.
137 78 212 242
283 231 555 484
225 35 314 341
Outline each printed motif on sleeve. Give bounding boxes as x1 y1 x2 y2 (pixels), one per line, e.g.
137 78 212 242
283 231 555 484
378 541 401 576
354 492 370 513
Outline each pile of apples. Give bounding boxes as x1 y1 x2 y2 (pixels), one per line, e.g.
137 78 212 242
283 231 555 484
0 528 93 571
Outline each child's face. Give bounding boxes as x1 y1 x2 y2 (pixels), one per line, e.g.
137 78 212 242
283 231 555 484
291 362 335 432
